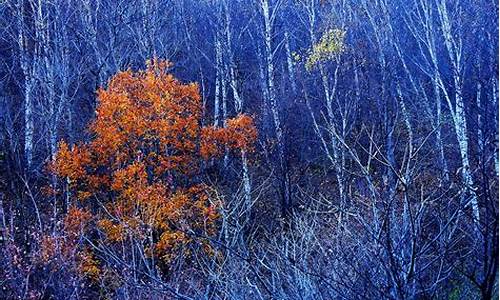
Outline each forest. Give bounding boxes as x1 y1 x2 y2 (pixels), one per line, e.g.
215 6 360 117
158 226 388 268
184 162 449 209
0 0 498 299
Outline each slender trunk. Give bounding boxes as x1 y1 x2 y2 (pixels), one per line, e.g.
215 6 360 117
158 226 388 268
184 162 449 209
261 0 289 213
223 2 252 209
214 33 222 127
258 45 271 133
140 0 155 57
0 193 6 241
491 47 499 177
17 0 34 169
433 76 450 181
435 0 479 223
477 82 484 155
284 30 296 94
386 3 450 181
322 65 346 206
262 0 283 151
82 0 105 85
306 3 346 207
241 150 251 210
24 80 34 169
221 55 229 168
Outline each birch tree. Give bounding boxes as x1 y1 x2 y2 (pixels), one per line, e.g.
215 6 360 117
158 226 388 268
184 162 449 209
258 0 291 214
405 0 480 223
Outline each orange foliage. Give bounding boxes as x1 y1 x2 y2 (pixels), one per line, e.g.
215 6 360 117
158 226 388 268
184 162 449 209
64 207 92 237
77 248 100 281
49 58 256 275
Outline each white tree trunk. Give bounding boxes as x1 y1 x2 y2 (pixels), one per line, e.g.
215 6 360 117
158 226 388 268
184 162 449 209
214 32 222 127
222 1 252 206
490 43 499 177
261 0 283 149
16 0 35 169
284 29 296 94
436 0 479 223
304 1 347 206
260 0 290 212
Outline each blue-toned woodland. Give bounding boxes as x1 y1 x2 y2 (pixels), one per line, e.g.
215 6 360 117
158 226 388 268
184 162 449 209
0 0 498 299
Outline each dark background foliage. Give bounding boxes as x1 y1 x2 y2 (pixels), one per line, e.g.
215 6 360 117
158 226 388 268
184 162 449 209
0 0 498 299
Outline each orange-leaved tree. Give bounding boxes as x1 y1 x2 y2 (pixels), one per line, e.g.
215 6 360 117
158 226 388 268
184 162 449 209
48 58 256 280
